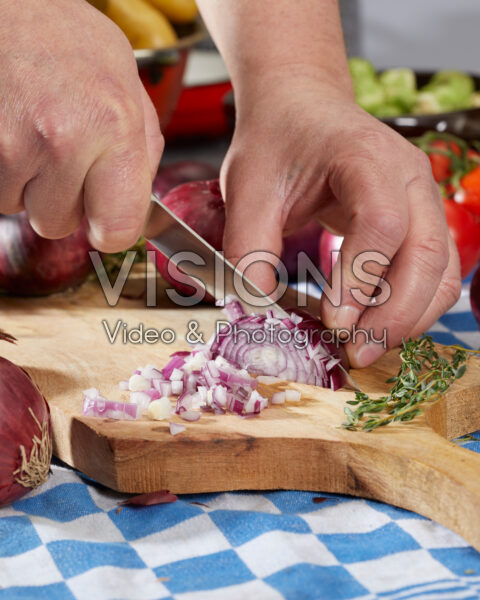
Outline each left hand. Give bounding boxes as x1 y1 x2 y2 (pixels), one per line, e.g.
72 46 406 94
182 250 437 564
219 76 461 368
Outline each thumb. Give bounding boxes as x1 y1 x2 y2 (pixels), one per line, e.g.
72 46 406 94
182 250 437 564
221 166 284 298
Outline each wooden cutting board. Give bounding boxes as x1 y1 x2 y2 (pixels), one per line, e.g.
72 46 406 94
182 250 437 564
1 281 480 550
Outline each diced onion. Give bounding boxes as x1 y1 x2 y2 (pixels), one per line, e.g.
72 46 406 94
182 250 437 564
169 422 186 436
128 374 150 392
271 392 286 404
147 397 172 421
285 390 302 402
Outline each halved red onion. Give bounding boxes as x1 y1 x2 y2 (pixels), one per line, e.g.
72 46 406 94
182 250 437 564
210 304 347 391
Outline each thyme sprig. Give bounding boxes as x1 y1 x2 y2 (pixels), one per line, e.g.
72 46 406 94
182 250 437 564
343 335 471 432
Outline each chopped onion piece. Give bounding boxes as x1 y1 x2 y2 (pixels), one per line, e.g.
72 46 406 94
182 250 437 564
285 390 301 402
141 365 163 380
169 422 186 436
271 392 286 405
170 368 184 381
162 354 187 379
119 380 129 391
147 397 172 421
128 374 150 392
83 396 138 420
152 379 173 397
244 390 268 414
130 391 153 413
184 352 208 372
179 409 201 422
171 380 184 395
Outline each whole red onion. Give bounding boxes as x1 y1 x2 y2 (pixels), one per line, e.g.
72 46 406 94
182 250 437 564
471 264 480 329
0 213 93 296
0 357 52 506
147 180 225 298
319 230 344 280
149 179 328 298
153 161 219 200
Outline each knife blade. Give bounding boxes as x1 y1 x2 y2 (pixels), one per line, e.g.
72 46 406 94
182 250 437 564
148 194 360 390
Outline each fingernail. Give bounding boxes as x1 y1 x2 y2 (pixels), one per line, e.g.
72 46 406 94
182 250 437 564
331 305 361 332
354 343 385 369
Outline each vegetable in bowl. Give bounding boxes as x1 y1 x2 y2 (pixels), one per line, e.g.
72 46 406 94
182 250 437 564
349 58 480 117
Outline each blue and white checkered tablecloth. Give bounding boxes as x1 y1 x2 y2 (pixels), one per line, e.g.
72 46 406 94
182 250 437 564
1 284 480 600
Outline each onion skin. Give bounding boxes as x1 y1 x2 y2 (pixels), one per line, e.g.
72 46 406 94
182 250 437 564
0 213 93 296
471 264 480 329
153 161 219 200
0 358 52 506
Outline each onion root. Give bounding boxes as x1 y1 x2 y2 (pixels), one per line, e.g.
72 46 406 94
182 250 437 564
13 407 52 490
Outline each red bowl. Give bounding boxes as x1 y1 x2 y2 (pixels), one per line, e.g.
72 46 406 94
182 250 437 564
163 50 232 140
135 22 206 129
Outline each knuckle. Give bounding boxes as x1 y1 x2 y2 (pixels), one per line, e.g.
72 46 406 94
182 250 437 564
356 206 408 249
410 147 432 175
0 131 23 168
353 128 394 156
95 84 143 139
32 104 77 158
150 130 165 160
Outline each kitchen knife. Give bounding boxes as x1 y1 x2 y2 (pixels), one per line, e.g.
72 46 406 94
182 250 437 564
147 194 359 389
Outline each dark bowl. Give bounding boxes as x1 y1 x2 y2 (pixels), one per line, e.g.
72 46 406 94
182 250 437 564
224 70 480 140
381 71 480 140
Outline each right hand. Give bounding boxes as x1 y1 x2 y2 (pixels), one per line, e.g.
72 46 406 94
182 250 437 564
0 0 164 251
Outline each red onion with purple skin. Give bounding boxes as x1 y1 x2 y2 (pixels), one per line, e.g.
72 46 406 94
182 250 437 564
0 357 52 506
471 264 480 329
149 179 328 299
147 180 225 298
153 161 219 200
0 213 93 296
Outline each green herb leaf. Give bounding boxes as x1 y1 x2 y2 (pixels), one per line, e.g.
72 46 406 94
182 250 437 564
342 335 472 432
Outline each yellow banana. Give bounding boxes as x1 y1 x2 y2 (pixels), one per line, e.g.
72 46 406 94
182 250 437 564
105 0 178 50
146 0 198 25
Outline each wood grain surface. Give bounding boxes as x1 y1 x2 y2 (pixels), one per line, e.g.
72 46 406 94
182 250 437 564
1 281 480 549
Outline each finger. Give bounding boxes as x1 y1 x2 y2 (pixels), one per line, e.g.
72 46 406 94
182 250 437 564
84 140 152 253
320 155 409 332
221 162 283 296
0 132 35 215
23 158 85 239
140 85 164 179
347 172 450 368
407 233 461 338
